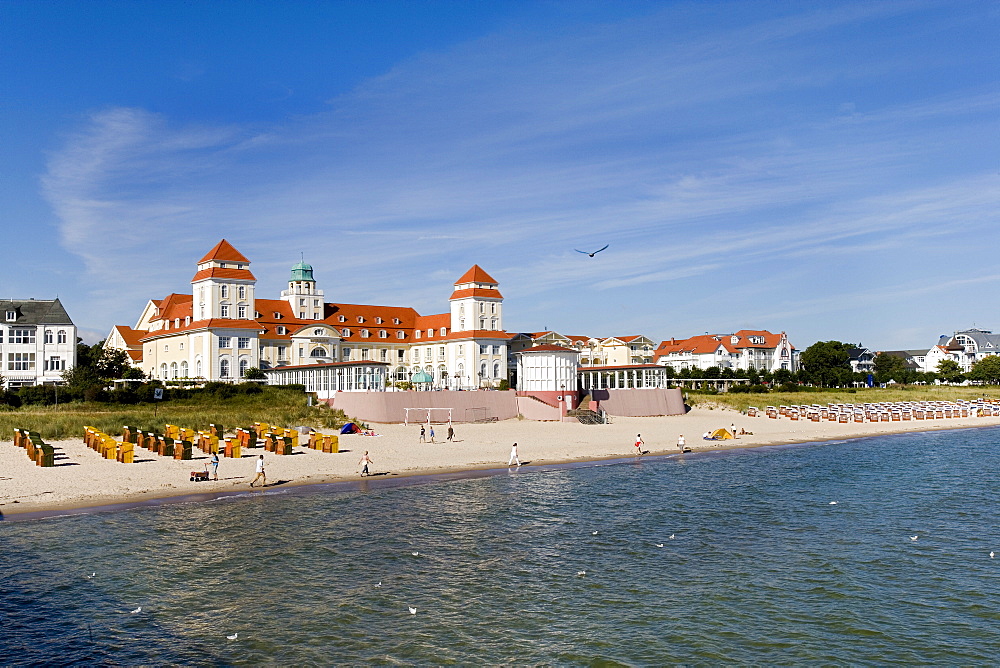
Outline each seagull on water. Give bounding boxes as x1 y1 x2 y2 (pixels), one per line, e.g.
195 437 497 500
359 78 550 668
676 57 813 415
669 534 675 540
227 633 238 640
910 535 918 541
656 543 664 548
576 570 586 576
131 606 141 614
829 501 838 505
411 551 420 557
991 552 995 559
575 245 609 258
408 607 417 615
592 531 598 535
87 572 96 579
375 581 382 588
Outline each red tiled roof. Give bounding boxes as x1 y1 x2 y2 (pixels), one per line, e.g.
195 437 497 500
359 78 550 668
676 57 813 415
198 239 250 264
454 265 498 285
191 267 257 282
139 319 263 342
126 350 143 362
449 287 503 300
113 325 145 347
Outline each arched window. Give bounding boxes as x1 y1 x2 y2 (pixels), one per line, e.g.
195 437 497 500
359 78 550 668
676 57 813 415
480 362 487 378
491 318 497 330
480 318 486 329
314 329 324 336
220 358 230 378
239 358 248 377
44 330 53 343
196 359 203 377
160 363 167 378
180 361 188 377
57 330 67 343
493 362 501 378
170 362 178 379
311 347 327 357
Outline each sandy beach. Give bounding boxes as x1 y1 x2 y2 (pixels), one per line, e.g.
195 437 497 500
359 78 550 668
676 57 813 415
3 406 1000 517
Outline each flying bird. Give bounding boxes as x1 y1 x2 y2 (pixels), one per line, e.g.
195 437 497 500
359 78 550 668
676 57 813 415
131 607 142 614
375 581 382 588
575 245 609 257
669 534 675 540
408 607 417 615
227 633 238 641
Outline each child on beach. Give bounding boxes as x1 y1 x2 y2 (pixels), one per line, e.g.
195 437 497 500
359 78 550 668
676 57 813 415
210 452 219 480
359 451 374 477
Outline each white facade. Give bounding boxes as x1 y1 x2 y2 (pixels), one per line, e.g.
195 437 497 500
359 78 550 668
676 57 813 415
1 299 77 388
515 346 580 392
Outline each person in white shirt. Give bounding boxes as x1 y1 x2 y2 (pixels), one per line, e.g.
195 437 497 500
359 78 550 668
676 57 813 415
508 442 521 467
250 454 266 487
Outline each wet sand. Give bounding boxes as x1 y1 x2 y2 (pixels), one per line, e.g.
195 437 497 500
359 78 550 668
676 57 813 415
3 406 999 517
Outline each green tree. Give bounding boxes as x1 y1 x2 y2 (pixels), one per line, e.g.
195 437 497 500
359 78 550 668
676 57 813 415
936 359 965 384
94 346 133 379
968 355 1000 385
799 341 853 387
242 366 266 380
873 352 907 383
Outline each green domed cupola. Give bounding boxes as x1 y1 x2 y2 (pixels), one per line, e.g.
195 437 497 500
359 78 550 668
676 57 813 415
290 260 314 282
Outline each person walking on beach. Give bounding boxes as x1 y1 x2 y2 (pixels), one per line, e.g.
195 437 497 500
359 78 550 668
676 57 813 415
419 425 426 443
677 434 686 452
634 434 645 455
429 426 436 443
508 442 522 467
731 423 738 438
447 425 454 441
359 451 374 477
210 451 220 480
250 454 266 487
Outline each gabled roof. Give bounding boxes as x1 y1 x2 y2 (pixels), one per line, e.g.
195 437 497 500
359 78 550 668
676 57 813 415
517 344 579 354
112 325 145 347
198 239 250 264
0 298 74 325
454 265 498 285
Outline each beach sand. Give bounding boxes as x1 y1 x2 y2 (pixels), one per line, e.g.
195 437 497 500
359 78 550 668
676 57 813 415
4 406 1000 516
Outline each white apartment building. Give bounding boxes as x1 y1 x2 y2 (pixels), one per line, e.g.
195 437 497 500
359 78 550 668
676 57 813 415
1 298 77 388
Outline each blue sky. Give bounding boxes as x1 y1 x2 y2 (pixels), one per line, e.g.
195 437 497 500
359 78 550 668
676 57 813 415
2 1 998 350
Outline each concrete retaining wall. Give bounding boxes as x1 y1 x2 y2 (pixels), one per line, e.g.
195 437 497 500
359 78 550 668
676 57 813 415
328 390 518 423
516 395 564 421
592 388 686 417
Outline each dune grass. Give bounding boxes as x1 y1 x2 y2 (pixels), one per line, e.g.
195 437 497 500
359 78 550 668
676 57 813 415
687 385 999 414
0 387 357 441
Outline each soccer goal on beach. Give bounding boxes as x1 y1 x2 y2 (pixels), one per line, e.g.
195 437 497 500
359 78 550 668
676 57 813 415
403 408 454 425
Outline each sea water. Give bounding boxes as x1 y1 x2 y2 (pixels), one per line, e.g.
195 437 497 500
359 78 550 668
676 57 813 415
3 427 1000 665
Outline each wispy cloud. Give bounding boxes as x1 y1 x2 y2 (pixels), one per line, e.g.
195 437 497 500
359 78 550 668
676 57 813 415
40 1 1000 349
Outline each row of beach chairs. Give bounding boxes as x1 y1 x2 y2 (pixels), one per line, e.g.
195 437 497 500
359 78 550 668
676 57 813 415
747 400 1000 423
12 428 55 467
84 427 136 463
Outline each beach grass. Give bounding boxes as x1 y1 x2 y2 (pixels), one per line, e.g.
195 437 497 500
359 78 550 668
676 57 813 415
0 387 356 441
688 385 998 413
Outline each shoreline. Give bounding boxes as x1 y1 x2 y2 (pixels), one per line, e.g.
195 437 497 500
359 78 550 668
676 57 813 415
4 407 1000 521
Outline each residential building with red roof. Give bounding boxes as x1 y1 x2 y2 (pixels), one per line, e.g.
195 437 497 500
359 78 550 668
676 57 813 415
104 241 511 388
653 330 797 372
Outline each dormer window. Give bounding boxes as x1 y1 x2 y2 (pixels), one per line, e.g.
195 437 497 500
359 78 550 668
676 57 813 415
396 331 405 339
357 316 364 323
393 318 401 325
361 329 370 338
174 318 180 328
342 328 351 337
415 330 422 338
5 310 15 321
379 330 387 338
339 315 346 322
277 326 287 335
273 312 281 319
440 328 447 336
375 317 383 324
185 316 190 326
